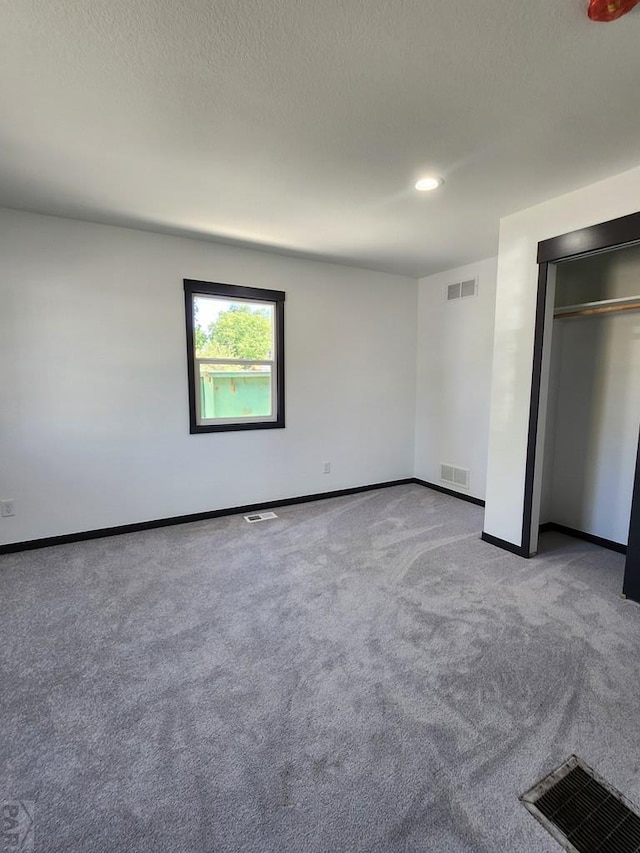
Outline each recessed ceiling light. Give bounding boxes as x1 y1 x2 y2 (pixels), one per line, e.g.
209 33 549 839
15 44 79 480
415 176 443 192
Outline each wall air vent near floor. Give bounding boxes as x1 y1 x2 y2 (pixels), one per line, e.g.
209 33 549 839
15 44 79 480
521 755 640 852
440 464 470 489
244 512 278 523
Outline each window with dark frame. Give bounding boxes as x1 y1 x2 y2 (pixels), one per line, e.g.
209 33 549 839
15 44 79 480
183 279 285 433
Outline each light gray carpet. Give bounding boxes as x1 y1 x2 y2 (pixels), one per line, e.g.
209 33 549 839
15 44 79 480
2 484 639 852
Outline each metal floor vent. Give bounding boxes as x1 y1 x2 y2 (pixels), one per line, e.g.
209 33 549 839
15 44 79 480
521 755 640 852
244 511 278 523
440 463 470 489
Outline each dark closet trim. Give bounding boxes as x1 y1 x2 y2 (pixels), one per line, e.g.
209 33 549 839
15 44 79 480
517 209 640 601
539 522 627 555
481 532 528 558
521 261 550 555
537 211 640 265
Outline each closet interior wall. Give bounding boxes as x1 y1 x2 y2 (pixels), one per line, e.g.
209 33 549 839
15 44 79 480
540 245 640 547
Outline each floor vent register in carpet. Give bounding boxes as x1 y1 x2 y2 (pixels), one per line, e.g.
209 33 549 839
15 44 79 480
243 511 278 523
521 755 640 852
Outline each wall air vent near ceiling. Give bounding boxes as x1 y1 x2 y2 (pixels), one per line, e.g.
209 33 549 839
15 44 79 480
441 464 470 489
244 511 278 523
447 278 478 301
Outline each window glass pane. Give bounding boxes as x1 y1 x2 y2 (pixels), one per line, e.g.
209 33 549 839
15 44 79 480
193 296 274 360
185 279 284 433
198 363 273 420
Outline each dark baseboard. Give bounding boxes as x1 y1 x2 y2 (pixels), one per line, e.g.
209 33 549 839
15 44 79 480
481 531 529 558
412 479 485 507
0 476 490 556
539 521 627 555
0 479 415 555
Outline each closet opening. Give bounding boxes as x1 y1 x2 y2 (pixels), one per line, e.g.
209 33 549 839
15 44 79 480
522 212 640 604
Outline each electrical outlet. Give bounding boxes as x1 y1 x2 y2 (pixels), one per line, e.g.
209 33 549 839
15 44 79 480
322 461 331 474
1 499 15 517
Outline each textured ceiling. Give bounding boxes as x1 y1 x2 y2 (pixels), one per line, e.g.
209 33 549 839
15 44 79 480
2 0 640 277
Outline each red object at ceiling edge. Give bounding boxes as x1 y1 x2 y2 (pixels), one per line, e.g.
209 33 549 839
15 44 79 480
588 0 640 21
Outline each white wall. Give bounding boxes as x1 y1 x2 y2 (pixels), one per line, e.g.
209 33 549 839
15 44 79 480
484 162 640 549
545 316 640 543
0 209 417 545
414 257 497 500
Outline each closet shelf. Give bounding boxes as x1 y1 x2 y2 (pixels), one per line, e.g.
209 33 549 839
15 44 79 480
554 294 640 319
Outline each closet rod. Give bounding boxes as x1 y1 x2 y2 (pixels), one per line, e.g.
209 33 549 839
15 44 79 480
554 299 640 320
